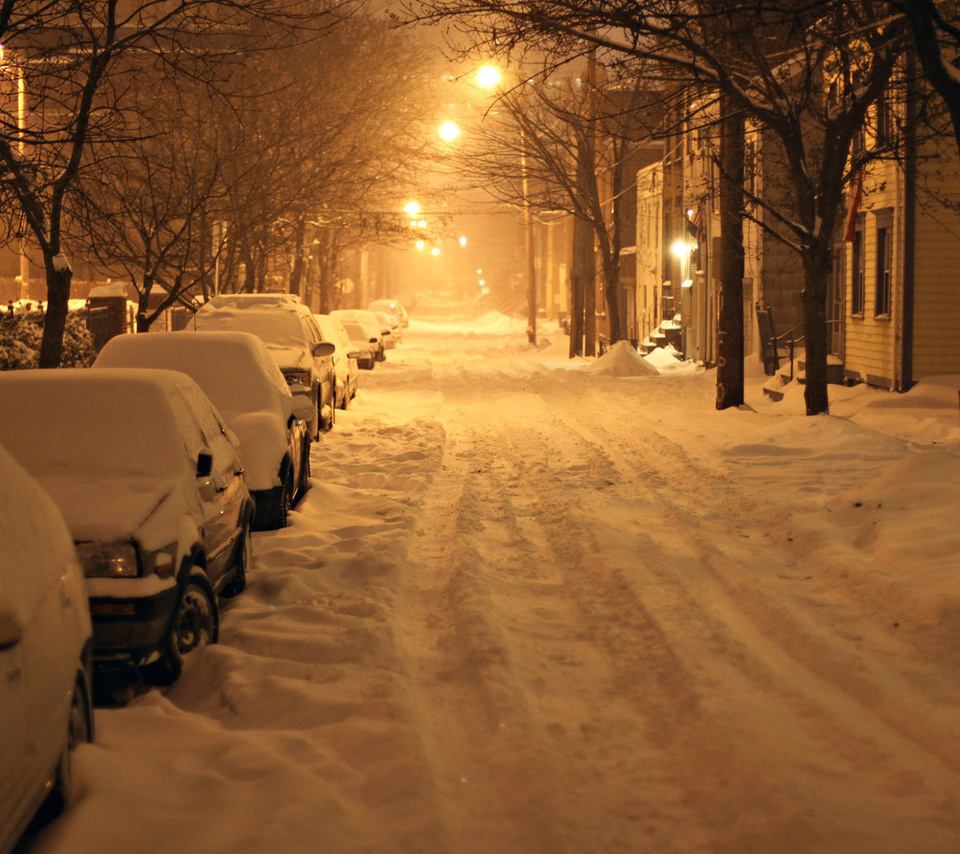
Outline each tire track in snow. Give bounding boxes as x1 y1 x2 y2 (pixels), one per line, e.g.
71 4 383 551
527 382 960 852
396 395 709 854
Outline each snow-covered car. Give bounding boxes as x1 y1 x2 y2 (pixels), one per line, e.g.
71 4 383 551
193 301 337 438
368 298 409 327
373 310 402 347
315 314 359 409
0 444 93 854
330 309 386 363
94 331 314 529
0 369 253 686
333 318 378 370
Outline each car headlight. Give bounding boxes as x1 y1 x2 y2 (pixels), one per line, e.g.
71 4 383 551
76 541 141 578
76 542 178 579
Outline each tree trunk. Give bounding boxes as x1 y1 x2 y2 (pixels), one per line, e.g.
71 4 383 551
569 213 591 358
801 242 832 415
716 95 745 410
584 252 597 357
317 228 337 314
601 252 622 346
37 260 73 368
242 247 256 293
603 140 626 344
289 214 307 298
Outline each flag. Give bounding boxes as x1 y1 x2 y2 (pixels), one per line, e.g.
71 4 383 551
845 172 864 242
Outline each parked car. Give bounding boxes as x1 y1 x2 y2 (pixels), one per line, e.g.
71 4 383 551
335 318 378 370
330 309 386 362
94 331 314 530
315 314 359 409
0 368 253 686
193 301 337 438
0 444 94 854
373 310 402 347
368 298 409 327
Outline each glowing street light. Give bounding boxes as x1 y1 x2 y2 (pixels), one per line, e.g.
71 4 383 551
476 65 502 89
404 201 420 215
671 239 691 259
439 120 461 142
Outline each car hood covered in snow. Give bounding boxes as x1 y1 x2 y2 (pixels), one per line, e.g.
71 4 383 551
36 474 199 551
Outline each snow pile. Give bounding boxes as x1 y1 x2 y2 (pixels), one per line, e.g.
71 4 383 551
88 283 128 299
582 339 658 377
410 309 523 337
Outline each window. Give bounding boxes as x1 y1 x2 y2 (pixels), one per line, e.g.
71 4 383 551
875 223 892 317
851 222 865 315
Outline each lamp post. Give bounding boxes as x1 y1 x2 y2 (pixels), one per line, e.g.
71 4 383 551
476 64 538 345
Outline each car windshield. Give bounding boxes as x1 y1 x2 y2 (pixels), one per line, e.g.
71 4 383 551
340 321 371 343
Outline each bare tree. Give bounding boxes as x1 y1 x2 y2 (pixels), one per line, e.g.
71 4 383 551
892 1 960 156
70 77 232 330
412 0 904 415
0 0 324 367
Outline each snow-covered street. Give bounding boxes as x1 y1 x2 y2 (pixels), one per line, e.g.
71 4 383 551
31 296 960 854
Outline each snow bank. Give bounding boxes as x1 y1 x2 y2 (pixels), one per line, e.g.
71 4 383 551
582 340 658 377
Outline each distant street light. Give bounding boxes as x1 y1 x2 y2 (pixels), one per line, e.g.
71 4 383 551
404 201 420 215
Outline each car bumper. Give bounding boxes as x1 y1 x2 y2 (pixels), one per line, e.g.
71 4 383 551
88 585 180 669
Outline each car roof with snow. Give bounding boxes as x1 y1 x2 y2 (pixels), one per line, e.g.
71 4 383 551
330 309 381 338
203 293 304 310
192 303 315 354
94 330 292 419
0 368 227 479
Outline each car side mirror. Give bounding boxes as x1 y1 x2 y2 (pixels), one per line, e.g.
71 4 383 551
312 341 336 358
0 608 23 651
196 451 213 478
288 396 314 421
369 337 379 344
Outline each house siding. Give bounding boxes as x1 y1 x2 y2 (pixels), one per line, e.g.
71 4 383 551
911 133 960 378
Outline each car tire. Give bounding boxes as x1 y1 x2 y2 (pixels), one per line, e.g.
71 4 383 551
270 465 293 528
321 396 335 432
44 672 93 816
221 521 251 599
144 574 219 686
298 438 312 497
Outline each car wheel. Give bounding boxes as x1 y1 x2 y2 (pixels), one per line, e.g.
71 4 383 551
221 521 251 599
299 437 312 494
321 397 335 432
145 574 219 686
270 465 293 528
45 673 93 815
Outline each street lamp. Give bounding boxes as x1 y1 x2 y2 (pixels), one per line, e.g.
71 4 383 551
439 120 461 142
476 62 538 345
476 65 502 89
